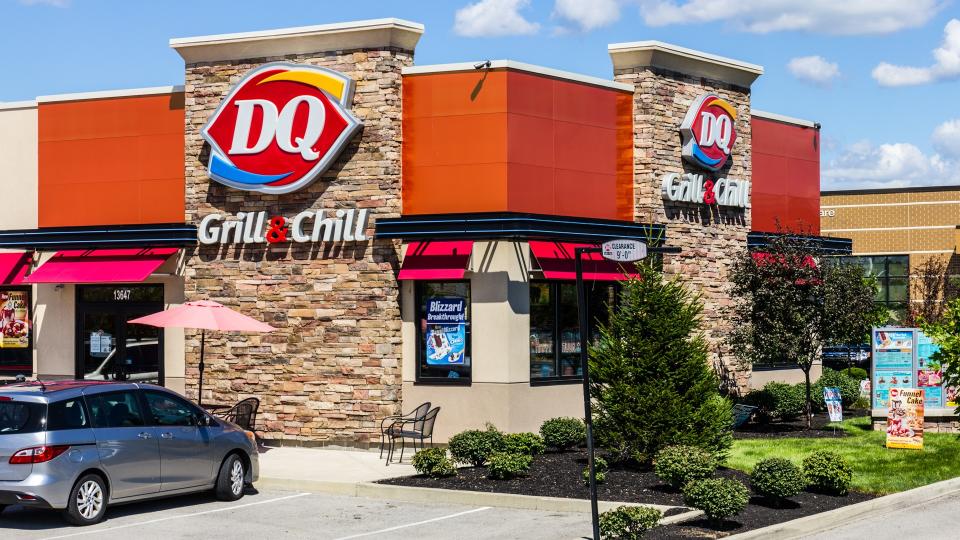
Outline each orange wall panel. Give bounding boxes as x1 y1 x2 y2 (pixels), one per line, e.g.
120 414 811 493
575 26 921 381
38 93 185 227
403 68 633 221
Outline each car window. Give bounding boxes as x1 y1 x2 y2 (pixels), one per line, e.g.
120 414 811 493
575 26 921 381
0 401 44 434
46 398 89 431
85 391 146 428
143 391 198 427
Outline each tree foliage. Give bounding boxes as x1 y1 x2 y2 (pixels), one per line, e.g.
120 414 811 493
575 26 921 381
907 256 960 326
589 263 733 464
921 297 960 416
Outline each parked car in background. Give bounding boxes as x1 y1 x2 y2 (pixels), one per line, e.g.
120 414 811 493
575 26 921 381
0 381 258 525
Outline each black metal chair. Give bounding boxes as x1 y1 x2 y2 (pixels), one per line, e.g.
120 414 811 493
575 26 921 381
380 401 431 460
221 397 260 433
387 407 440 464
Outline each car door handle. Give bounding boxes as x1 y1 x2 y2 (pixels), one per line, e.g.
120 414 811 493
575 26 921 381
138 432 153 439
160 432 174 439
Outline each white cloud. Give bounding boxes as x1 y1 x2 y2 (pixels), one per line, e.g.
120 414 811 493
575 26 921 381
19 0 70 6
822 141 951 190
554 0 622 31
933 119 960 158
640 0 941 35
872 18 960 87
454 0 540 37
787 56 840 87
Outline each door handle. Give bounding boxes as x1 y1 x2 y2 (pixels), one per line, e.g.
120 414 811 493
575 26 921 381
160 432 174 439
137 432 152 439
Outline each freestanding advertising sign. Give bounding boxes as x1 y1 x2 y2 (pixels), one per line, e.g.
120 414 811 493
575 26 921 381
823 387 843 422
886 387 924 450
870 327 953 411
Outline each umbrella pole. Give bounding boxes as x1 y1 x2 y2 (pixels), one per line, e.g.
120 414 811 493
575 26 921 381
199 329 206 407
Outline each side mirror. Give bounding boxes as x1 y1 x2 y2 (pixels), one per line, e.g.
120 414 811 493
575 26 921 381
194 414 215 428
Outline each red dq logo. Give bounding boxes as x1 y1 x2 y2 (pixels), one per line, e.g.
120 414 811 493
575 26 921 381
201 63 362 194
680 93 738 172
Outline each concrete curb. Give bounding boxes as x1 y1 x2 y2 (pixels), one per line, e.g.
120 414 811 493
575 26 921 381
728 475 960 539
257 477 701 525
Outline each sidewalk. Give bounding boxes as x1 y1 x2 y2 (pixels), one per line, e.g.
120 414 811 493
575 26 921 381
258 445 416 485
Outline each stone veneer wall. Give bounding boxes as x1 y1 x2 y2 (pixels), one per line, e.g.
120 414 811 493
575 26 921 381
183 48 412 444
614 66 753 391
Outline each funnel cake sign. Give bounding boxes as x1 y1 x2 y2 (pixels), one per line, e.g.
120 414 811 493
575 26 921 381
661 93 750 208
201 63 362 194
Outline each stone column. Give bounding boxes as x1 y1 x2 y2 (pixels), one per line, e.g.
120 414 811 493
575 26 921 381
171 20 422 445
609 42 763 391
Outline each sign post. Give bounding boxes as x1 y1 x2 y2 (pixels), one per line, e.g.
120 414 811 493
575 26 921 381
576 239 648 540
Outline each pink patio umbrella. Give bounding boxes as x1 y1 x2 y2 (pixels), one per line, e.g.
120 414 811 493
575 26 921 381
128 300 275 406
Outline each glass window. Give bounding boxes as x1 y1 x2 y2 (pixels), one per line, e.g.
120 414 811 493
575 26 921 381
835 254 909 325
416 282 471 383
86 391 146 428
143 391 199 427
0 288 33 376
46 399 89 431
530 281 618 382
0 401 44 434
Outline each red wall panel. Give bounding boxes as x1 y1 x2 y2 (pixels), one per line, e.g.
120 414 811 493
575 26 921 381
751 116 821 234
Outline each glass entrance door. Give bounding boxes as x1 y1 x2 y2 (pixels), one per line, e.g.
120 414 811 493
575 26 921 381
76 285 164 384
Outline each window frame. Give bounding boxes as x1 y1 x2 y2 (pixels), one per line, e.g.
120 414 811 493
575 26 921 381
529 280 619 386
414 280 473 386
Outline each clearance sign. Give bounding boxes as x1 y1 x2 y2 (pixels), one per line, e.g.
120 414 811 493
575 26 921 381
661 92 750 209
201 62 362 194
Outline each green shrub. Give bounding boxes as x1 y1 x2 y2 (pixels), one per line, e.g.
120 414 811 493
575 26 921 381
750 458 805 505
841 367 868 381
743 382 806 422
448 427 504 466
582 456 609 485
653 445 716 490
502 432 546 456
599 505 662 539
487 452 532 480
589 269 735 464
411 448 457 478
803 451 853 495
682 478 750 525
812 368 860 411
539 417 586 452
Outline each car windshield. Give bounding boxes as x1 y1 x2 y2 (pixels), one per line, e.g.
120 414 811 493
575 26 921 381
0 400 45 434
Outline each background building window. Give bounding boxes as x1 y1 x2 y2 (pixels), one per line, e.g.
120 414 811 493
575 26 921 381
0 287 32 376
530 281 616 382
843 255 909 321
416 281 471 383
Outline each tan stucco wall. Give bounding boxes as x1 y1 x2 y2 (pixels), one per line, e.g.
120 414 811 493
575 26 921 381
401 240 583 441
749 363 823 389
0 104 38 231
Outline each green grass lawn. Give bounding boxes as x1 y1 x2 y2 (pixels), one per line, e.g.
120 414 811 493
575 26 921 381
726 416 960 495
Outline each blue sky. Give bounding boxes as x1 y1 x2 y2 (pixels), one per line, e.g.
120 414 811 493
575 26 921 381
2 0 959 190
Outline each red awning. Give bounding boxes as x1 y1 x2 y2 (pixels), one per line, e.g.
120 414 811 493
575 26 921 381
398 241 473 280
0 252 31 285
530 241 640 281
24 248 179 284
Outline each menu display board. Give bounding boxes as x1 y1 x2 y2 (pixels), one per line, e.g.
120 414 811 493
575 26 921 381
886 388 924 450
871 327 950 411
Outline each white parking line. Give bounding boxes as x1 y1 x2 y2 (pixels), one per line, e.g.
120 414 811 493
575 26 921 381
41 492 311 540
331 506 492 540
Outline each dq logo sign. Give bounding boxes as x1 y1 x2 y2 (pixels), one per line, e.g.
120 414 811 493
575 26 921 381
201 63 362 194
680 93 737 172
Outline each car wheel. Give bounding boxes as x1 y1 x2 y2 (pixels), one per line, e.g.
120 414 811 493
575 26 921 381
215 453 246 501
63 473 107 526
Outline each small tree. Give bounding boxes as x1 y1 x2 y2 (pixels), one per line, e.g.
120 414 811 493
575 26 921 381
590 263 733 464
922 297 960 415
907 256 960 326
730 234 881 429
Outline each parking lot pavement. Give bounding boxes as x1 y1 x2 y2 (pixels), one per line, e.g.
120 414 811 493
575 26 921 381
803 492 960 540
0 489 594 540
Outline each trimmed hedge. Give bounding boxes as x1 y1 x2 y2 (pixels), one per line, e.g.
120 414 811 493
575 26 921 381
411 448 457 478
653 445 716 490
813 368 861 411
487 452 532 480
599 505 662 539
448 427 504 466
841 367 868 381
583 456 609 485
803 451 853 495
502 432 546 456
683 478 750 525
742 382 806 422
750 458 805 505
540 417 586 452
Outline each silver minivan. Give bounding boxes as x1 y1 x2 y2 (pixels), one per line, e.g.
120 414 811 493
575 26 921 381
0 381 259 525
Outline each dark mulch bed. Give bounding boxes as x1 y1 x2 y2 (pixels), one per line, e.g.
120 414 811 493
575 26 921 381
734 409 871 439
380 449 874 539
